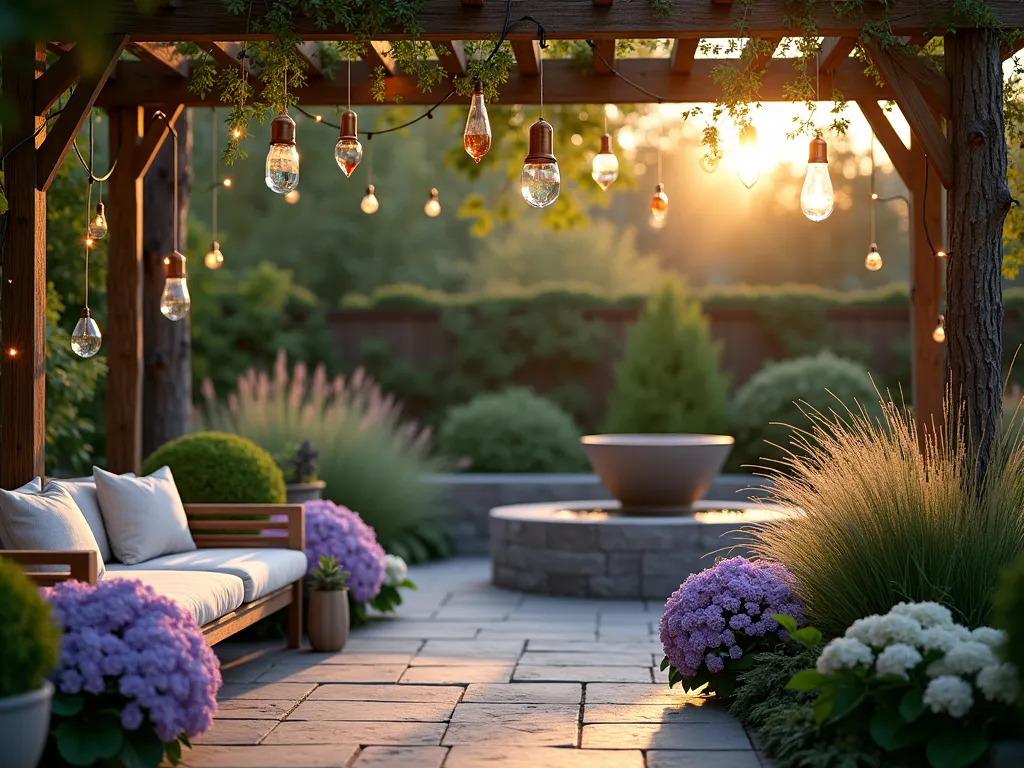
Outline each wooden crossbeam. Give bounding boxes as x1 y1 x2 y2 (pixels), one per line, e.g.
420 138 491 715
128 42 189 77
97 57 892 107
36 34 127 191
670 39 700 74
132 104 185 179
745 36 781 71
433 41 467 76
863 38 952 188
293 42 323 76
593 39 616 75
820 37 857 72
904 34 933 49
34 48 80 113
363 41 396 75
856 98 914 183
512 40 541 76
897 49 950 117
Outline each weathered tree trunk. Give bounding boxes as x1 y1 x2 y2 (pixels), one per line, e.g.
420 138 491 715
945 30 1013 482
142 109 192 457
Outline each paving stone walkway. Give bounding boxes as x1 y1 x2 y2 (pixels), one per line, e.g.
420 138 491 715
180 558 767 768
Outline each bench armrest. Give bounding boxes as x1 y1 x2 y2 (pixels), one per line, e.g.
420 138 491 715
183 504 305 551
2 549 100 586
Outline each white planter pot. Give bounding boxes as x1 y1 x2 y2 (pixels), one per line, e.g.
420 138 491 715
0 681 54 768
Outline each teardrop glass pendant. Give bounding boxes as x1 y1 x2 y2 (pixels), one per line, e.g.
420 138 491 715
71 308 102 358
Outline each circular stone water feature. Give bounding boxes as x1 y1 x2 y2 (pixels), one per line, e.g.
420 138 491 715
490 500 791 600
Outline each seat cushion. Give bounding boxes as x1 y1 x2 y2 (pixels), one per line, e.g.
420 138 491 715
103 568 245 627
120 548 308 603
94 466 196 565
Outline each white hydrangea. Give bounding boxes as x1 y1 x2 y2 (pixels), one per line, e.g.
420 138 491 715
817 637 875 674
976 663 1021 705
923 675 974 718
889 602 954 629
918 626 963 653
855 613 923 648
845 615 884 644
927 641 997 678
970 627 1007 649
875 643 923 680
383 554 408 587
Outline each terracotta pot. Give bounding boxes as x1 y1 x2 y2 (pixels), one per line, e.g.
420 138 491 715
286 481 326 504
0 681 53 768
307 588 350 652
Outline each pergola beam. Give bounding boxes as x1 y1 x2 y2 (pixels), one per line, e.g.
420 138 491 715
34 48 80 113
820 37 857 72
362 41 396 75
593 39 616 75
433 40 468 75
96 57 893 107
856 98 914 183
128 42 190 77
670 39 699 74
293 42 323 76
512 40 541 76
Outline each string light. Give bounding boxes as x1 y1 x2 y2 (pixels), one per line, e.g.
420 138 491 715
735 124 760 190
424 188 441 217
933 315 946 343
591 110 618 190
72 111 102 358
649 129 668 224
865 245 883 271
223 178 232 188
156 111 191 321
231 127 242 140
464 80 492 163
266 66 299 194
205 108 225 270
865 136 882 271
936 249 947 259
88 202 108 240
336 58 363 176
6 348 16 358
801 134 834 222
361 184 379 214
521 41 560 208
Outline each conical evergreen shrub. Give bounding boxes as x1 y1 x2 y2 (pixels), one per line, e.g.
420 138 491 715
604 279 728 434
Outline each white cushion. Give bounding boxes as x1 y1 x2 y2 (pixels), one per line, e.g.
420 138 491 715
94 465 196 565
103 568 245 626
0 484 106 577
122 548 308 602
18 478 41 492
49 479 112 562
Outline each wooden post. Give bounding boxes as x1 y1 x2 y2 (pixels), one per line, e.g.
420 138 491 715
908 133 946 439
105 107 145 474
945 30 1013 481
142 108 192 458
1 44 47 488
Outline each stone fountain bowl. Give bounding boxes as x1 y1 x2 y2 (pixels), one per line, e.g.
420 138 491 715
580 434 736 515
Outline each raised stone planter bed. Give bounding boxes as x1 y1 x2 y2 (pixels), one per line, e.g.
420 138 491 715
490 499 789 600
431 473 766 555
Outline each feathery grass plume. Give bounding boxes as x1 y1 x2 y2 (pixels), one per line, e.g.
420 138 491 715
198 350 447 561
746 390 1024 637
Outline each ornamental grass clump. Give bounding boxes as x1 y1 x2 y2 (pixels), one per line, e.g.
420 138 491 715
659 556 806 695
748 394 1024 636
45 578 220 768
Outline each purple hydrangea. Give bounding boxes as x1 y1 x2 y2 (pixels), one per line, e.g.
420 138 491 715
659 556 805 678
46 578 220 742
303 500 386 603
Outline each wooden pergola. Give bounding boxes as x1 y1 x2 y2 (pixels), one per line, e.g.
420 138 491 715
3 0 1022 487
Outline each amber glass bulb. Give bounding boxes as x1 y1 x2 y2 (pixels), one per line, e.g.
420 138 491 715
933 315 946 343
464 80 492 163
864 244 882 272
204 241 224 270
424 188 441 218
361 185 379 215
650 183 669 222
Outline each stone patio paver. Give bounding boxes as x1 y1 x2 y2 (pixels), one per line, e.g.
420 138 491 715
263 720 447 746
411 639 525 664
449 702 580 723
519 651 653 666
582 722 752 750
179 744 359 767
287 700 455 721
399 664 515 684
256 662 407 684
306 684 463 704
349 746 449 767
441 722 578 747
513 665 652 683
218 682 316 700
583 703 738 724
444 746 645 767
646 750 764 768
462 683 581 703
214 700 298 719
192 720 277 746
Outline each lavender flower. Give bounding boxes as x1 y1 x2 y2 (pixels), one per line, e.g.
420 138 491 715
46 579 220 742
659 556 804 678
302 500 386 603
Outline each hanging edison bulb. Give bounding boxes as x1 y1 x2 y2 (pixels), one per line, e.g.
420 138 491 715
88 202 108 240
933 315 946 343
361 184 379 215
335 111 363 177
521 119 560 208
591 134 619 190
424 188 441 218
265 112 299 194
801 135 835 222
650 183 669 223
464 80 492 163
865 244 883 272
649 212 667 230
71 308 102 358
699 150 722 174
160 251 191 321
204 241 224 270
735 125 760 190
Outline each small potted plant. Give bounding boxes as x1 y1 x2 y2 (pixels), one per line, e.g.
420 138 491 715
307 555 350 652
281 439 327 504
0 558 61 768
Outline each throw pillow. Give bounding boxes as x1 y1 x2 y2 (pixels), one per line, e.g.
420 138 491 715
0 484 106 577
94 465 196 565
50 479 114 562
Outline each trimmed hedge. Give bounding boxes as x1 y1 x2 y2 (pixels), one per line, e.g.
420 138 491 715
142 431 287 504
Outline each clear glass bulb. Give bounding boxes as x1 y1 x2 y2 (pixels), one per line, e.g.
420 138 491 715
265 143 299 194
361 185 379 215
205 242 224 270
933 317 946 343
865 246 882 272
735 129 760 190
591 151 619 190
71 311 102 358
699 151 721 174
801 162 835 222
521 161 560 208
88 204 108 240
464 83 492 163
424 189 441 218
335 138 363 177
160 277 191 321
650 186 669 222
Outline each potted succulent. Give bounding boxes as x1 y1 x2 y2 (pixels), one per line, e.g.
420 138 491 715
307 555 350 652
281 439 326 504
0 558 61 768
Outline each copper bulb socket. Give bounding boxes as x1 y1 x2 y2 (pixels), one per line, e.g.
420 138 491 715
95 202 105 216
599 133 613 154
165 250 186 279
808 135 828 164
525 119 556 164
472 79 484 96
869 243 878 253
654 183 665 194
80 307 92 319
270 112 296 146
429 188 439 201
211 241 220 251
365 184 375 196
340 110 358 141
